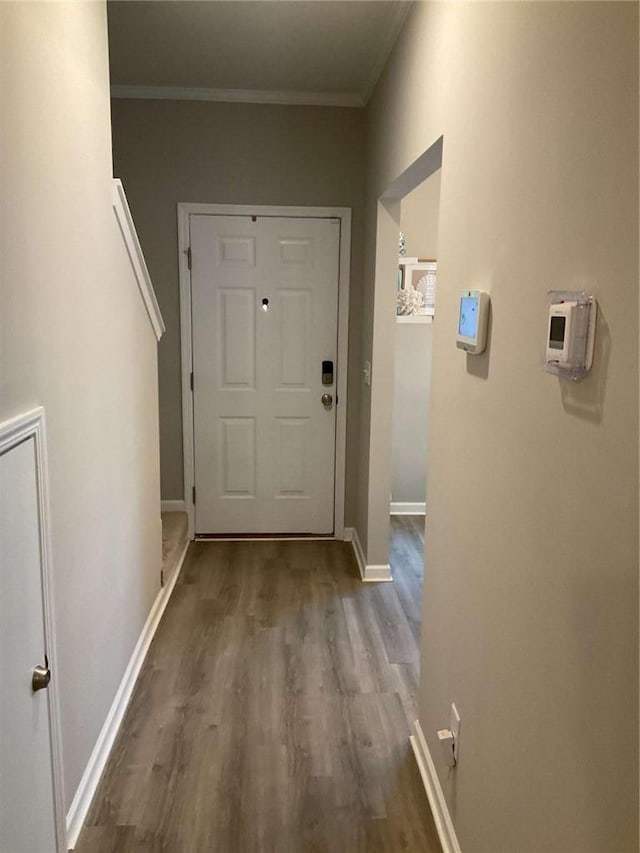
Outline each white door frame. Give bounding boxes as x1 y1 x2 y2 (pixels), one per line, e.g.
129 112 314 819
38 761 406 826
365 138 443 570
177 203 351 541
0 407 67 852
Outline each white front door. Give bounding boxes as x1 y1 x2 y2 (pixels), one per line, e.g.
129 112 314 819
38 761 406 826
0 429 62 853
190 214 340 535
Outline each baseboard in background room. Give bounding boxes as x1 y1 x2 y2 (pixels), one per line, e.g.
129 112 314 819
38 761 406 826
409 719 462 853
65 542 189 849
390 501 426 515
344 526 393 582
161 499 185 513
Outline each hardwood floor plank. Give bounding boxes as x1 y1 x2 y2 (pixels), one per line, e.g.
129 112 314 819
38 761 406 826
389 515 425 646
75 530 439 853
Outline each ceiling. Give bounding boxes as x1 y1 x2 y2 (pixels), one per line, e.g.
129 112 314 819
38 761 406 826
107 1 412 107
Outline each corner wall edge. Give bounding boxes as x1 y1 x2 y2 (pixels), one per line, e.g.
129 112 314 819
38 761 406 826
350 527 393 582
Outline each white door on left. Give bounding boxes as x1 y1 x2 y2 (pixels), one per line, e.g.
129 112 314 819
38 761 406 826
0 428 63 853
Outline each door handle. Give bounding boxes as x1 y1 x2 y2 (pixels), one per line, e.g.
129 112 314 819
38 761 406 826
32 655 51 692
321 393 333 409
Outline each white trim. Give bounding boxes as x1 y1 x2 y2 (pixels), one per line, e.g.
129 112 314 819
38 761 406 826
350 527 393 583
178 206 195 540
177 203 351 542
396 315 433 325
410 719 462 853
343 526 354 542
111 85 363 109
362 564 393 582
360 1 413 104
0 408 67 853
333 209 351 541
112 179 165 342
390 501 426 515
161 500 185 514
164 539 189 588
65 542 189 849
195 536 335 543
178 203 353 221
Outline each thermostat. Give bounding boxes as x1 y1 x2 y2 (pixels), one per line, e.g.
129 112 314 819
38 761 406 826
456 290 490 354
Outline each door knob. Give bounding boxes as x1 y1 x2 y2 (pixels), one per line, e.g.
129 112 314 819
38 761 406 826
32 656 50 692
321 393 333 408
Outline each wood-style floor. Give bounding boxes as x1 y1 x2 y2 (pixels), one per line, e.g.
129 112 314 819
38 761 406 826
388 515 424 592
75 519 437 853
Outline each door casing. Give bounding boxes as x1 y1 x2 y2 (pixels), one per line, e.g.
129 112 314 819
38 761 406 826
177 203 351 541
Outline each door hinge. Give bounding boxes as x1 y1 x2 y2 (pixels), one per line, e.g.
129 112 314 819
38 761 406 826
186 246 192 270
160 569 165 587
190 371 194 392
192 486 196 504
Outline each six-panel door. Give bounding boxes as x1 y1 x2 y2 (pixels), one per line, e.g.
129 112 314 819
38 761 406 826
190 215 340 534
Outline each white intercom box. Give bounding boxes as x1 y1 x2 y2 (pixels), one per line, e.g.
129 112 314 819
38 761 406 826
544 291 596 381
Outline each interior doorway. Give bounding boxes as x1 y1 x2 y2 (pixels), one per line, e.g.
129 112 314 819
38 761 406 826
364 137 443 576
389 170 442 576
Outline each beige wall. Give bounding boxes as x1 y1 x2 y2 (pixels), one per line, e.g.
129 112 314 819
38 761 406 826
391 323 432 504
365 2 638 850
0 2 162 807
392 172 441 505
110 99 365 523
401 168 440 263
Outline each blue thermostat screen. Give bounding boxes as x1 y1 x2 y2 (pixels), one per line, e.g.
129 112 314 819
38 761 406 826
459 296 479 338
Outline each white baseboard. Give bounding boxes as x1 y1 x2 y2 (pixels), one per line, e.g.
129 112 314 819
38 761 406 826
165 538 189 586
409 719 462 853
342 526 354 542
362 563 393 581
66 542 190 849
161 499 185 513
390 501 426 515
350 527 393 583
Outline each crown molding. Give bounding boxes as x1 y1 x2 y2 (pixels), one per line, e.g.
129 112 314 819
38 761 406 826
110 84 364 109
360 0 413 105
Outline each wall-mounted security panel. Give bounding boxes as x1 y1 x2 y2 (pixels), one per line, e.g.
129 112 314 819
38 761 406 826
456 290 490 354
544 291 596 381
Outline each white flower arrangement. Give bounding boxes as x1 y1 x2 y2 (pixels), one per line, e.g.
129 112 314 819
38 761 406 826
396 286 425 316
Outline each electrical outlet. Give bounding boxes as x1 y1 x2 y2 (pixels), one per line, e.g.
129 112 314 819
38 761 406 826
450 703 461 763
